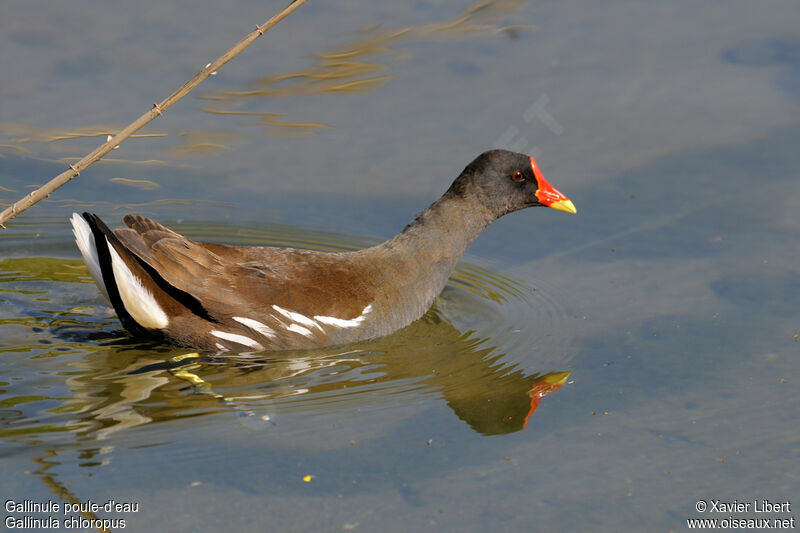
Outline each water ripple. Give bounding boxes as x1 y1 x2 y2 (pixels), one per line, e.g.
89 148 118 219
0 221 573 453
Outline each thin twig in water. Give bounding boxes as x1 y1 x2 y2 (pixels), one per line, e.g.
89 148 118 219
0 0 308 229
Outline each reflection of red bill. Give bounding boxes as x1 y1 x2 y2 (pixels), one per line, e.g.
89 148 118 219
522 371 571 429
530 156 577 214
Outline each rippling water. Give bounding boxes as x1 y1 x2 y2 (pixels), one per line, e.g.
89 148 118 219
1 218 576 530
2 0 799 531
0 220 571 448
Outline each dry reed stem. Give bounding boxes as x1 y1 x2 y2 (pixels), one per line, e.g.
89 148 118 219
0 0 308 229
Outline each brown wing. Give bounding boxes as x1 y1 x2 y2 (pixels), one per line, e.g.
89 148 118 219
114 215 376 322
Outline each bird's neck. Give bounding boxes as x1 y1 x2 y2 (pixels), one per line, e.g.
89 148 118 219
391 190 495 265
359 191 496 334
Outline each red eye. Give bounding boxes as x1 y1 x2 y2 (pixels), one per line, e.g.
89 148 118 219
512 171 525 182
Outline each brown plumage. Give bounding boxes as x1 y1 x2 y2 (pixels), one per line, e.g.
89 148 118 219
71 150 576 352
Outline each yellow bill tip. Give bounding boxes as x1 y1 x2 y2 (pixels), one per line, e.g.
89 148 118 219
541 371 571 386
548 199 577 214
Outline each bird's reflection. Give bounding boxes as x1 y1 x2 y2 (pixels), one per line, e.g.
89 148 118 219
2 255 571 520
51 308 569 442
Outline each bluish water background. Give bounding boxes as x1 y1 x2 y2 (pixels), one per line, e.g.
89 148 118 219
1 1 798 531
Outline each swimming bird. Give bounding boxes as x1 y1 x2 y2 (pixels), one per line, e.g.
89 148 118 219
71 149 575 351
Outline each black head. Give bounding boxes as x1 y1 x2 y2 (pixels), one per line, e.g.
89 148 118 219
447 149 576 218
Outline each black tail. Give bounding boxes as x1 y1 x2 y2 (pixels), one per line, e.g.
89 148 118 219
82 212 216 329
81 212 152 336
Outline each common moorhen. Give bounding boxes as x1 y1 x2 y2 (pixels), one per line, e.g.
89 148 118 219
71 149 576 351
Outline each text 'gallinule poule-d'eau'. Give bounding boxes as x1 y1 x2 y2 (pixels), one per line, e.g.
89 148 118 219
71 149 576 351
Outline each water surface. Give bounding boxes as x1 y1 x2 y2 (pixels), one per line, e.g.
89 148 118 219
1 0 799 531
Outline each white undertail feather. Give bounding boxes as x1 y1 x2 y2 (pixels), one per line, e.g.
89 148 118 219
106 237 169 330
70 213 110 301
71 213 374 346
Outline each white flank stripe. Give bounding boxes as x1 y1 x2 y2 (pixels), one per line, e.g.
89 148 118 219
272 305 322 330
286 324 313 337
70 213 110 301
314 304 373 329
107 238 169 329
210 330 264 350
233 316 277 339
215 343 229 352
